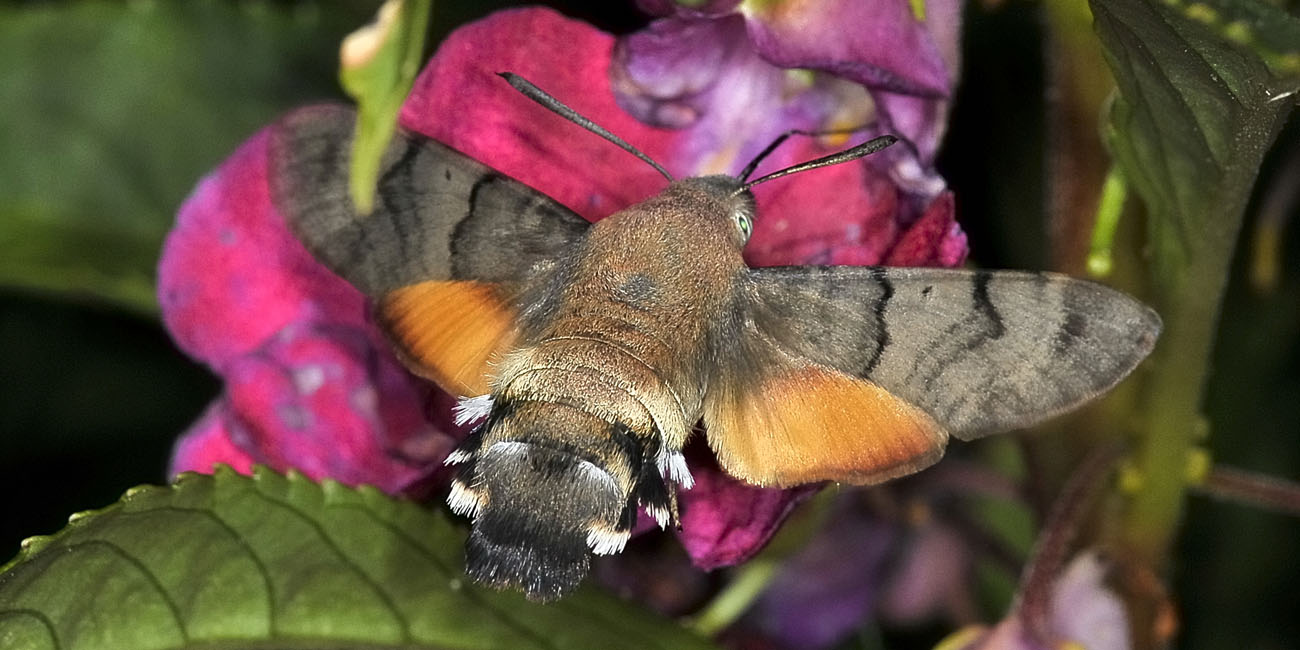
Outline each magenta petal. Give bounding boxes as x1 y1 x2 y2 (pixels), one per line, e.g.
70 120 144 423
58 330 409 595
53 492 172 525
158 131 369 370
220 322 447 492
169 322 449 494
403 8 684 222
746 140 968 269
677 452 817 569
884 191 968 267
169 400 257 477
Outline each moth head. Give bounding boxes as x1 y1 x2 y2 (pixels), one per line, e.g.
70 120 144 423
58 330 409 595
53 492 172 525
499 73 897 249
665 175 757 247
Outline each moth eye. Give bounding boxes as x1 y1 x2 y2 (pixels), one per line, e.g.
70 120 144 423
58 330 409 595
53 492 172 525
732 210 753 242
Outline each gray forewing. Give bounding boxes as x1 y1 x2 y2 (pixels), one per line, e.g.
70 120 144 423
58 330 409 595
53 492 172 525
747 266 1161 439
268 104 590 297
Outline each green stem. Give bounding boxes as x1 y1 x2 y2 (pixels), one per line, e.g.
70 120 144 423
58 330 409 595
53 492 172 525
341 0 432 214
691 559 778 637
1086 166 1127 278
1121 261 1224 561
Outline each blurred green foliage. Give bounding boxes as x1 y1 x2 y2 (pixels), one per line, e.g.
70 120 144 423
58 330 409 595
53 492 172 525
944 1 1300 647
0 0 374 573
1094 0 1297 572
0 1 378 313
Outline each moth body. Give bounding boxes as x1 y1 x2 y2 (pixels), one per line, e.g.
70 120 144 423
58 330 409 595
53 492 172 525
447 177 755 599
269 98 1161 603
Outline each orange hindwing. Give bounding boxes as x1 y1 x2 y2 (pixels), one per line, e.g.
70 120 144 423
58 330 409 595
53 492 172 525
705 350 948 487
377 280 518 396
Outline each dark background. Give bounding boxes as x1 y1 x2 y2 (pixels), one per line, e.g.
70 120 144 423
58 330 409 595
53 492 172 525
1 1 1295 647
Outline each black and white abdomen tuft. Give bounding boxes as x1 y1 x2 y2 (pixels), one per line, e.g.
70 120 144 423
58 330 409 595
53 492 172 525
444 398 652 601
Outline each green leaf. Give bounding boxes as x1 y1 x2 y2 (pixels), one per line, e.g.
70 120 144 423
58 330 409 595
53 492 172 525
1174 0 1300 77
1094 0 1297 276
0 1 367 313
0 466 715 650
1089 0 1298 557
340 0 433 215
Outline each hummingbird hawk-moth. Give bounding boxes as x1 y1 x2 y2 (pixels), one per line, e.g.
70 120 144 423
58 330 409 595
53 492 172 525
268 73 1161 601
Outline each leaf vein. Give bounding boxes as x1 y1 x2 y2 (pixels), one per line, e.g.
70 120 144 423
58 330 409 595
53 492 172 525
0 607 62 650
61 539 189 643
247 487 413 643
328 502 561 650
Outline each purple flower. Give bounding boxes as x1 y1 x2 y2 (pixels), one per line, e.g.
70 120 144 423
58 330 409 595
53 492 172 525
160 4 965 573
739 461 1019 648
615 0 965 267
745 496 901 648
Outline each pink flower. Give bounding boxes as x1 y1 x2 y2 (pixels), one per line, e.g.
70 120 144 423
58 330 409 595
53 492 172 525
160 5 965 571
159 129 452 495
950 551 1131 650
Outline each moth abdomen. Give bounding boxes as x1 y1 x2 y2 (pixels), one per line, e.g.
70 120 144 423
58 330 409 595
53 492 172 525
461 440 624 601
465 501 594 601
448 399 647 600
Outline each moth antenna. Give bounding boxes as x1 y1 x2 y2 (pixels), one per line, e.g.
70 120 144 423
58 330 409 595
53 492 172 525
738 126 872 183
734 134 899 196
499 72 674 182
